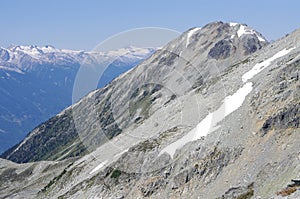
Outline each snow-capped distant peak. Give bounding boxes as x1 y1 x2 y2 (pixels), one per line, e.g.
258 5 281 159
100 46 156 61
103 46 155 56
7 45 85 56
4 45 155 60
40 45 60 53
6 45 45 60
0 45 156 74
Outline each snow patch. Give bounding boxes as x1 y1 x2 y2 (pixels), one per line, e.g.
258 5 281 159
256 34 266 42
159 82 253 158
237 25 247 37
89 160 108 174
186 28 201 47
237 25 266 42
242 47 295 83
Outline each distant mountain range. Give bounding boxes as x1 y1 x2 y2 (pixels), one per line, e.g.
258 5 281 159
0 45 155 153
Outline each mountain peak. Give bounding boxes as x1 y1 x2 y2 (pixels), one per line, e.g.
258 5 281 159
7 45 63 55
171 21 268 61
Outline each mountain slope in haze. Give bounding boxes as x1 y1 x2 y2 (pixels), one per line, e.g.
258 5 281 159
0 45 155 153
1 21 300 199
40 24 300 199
1 22 268 163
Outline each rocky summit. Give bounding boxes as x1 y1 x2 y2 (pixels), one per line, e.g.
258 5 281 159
0 21 299 199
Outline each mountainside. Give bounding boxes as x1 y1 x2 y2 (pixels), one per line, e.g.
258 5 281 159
1 22 268 163
0 45 155 153
1 21 299 199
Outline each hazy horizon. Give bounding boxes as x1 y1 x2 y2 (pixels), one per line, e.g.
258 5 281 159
1 0 299 50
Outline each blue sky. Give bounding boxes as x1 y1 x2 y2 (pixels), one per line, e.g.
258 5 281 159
0 0 299 50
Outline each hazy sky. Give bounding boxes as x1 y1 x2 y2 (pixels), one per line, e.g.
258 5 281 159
1 0 299 50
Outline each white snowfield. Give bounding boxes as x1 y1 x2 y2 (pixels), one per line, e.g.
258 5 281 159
238 25 265 42
186 28 201 47
89 160 108 174
159 82 253 158
159 47 295 158
88 148 129 175
230 23 265 42
237 25 247 37
242 47 295 83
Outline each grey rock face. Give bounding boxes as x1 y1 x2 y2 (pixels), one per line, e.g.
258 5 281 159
261 103 300 135
243 35 261 54
208 22 267 60
217 183 254 199
209 39 233 59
